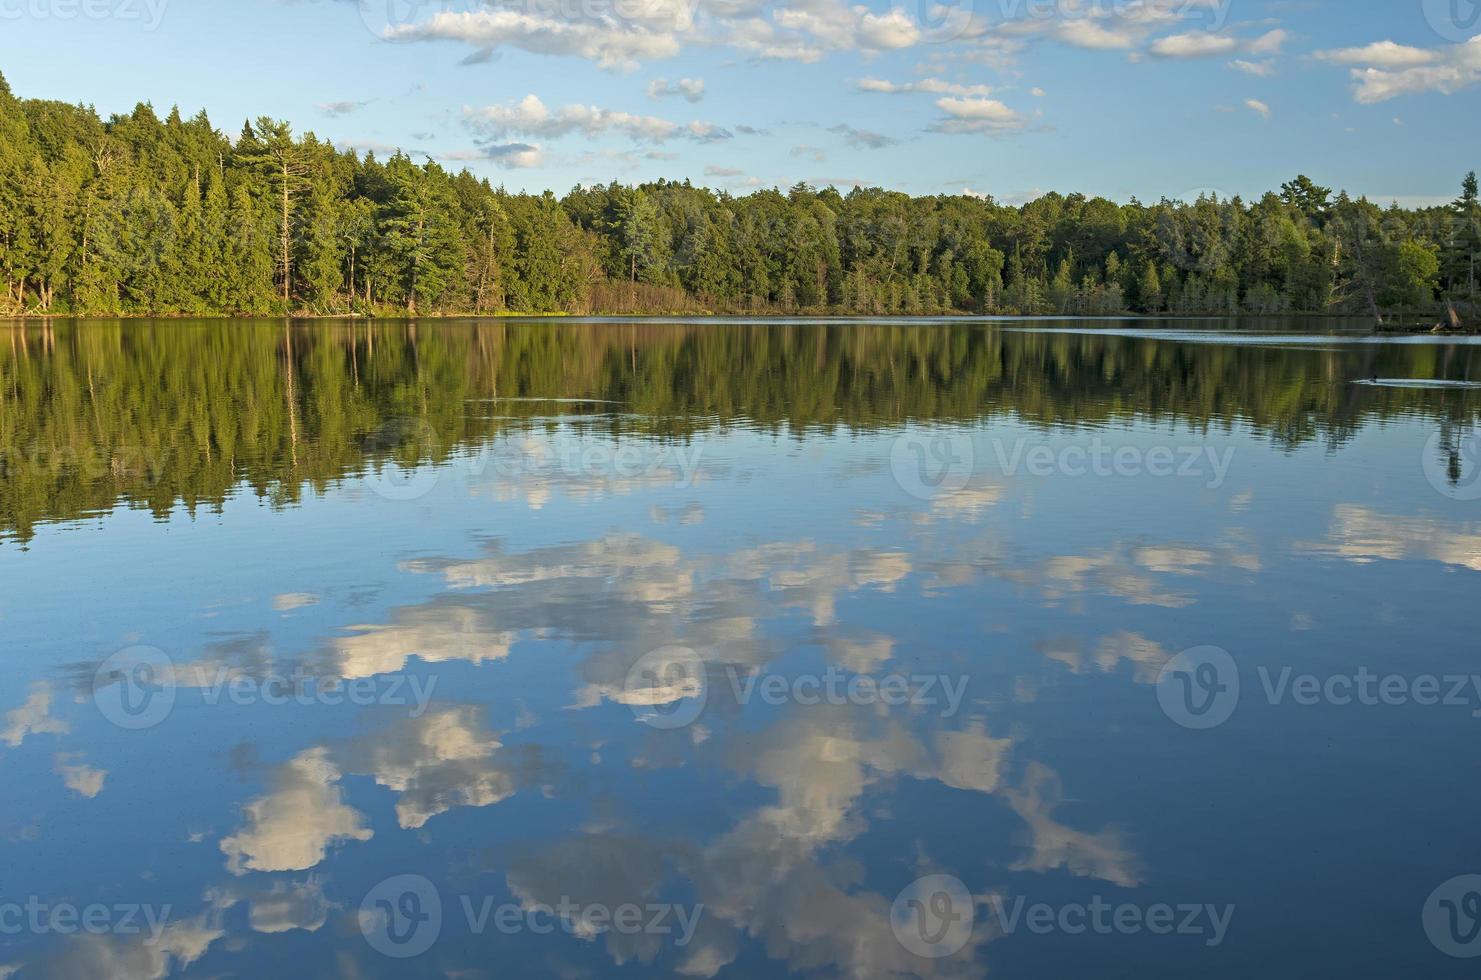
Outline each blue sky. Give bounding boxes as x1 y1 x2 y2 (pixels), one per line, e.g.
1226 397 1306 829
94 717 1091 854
1 0 1478 203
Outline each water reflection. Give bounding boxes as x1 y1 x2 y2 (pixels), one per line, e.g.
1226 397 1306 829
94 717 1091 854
5 316 1481 545
1 318 1479 978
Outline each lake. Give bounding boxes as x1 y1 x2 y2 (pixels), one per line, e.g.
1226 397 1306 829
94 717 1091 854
2 317 1480 978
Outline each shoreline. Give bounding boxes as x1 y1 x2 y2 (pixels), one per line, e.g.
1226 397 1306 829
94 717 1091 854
2 310 1442 323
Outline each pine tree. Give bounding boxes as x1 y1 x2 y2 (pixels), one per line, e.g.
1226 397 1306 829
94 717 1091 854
236 118 308 310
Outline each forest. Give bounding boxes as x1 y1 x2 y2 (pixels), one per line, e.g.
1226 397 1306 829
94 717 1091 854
1 71 1478 319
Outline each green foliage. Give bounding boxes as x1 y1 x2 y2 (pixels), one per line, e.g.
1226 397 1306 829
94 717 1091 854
0 80 1473 317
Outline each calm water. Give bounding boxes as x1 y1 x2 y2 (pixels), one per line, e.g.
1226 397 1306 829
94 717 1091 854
2 317 1480 978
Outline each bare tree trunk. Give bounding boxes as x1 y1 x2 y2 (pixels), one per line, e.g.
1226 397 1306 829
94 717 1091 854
280 159 291 309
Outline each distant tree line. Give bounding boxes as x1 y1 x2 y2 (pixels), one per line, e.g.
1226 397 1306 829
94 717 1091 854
1 73 1478 318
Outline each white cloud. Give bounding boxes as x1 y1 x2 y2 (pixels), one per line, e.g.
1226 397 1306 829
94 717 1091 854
983 0 1238 59
932 95 1029 134
1229 58 1274 76
381 0 945 69
855 76 993 96
1343 35 1481 102
384 7 687 71
1245 97 1271 119
1 683 67 747
209 877 332 935
464 94 729 145
219 748 372 874
1150 31 1237 58
773 2 921 53
1314 40 1440 68
1150 27 1284 59
685 120 733 142
1248 28 1287 55
1297 505 1481 571
647 76 706 102
340 706 532 830
245 879 332 934
1052 19 1136 50
55 753 107 798
855 7 921 49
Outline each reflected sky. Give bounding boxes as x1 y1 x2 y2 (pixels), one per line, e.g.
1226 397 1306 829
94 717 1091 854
1 319 1480 978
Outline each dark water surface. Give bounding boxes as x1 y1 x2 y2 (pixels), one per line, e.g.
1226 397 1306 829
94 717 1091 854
2 317 1480 978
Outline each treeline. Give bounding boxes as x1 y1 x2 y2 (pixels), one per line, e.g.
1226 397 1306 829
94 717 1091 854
6 318 1481 543
1 72 1479 318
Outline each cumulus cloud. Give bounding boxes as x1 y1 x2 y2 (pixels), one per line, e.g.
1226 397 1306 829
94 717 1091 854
383 7 688 72
1053 19 1136 50
219 748 372 874
981 0 1234 58
931 95 1029 134
464 94 729 145
647 76 706 101
772 2 921 53
1322 34 1481 103
378 0 935 70
1245 97 1271 119
327 601 515 679
339 706 543 829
